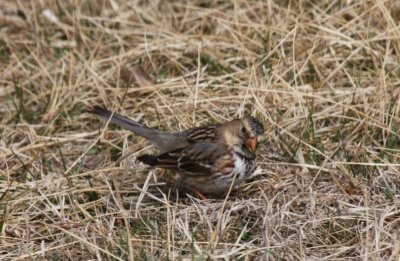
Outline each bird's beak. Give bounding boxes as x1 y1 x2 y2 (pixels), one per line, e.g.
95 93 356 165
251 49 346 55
246 137 258 153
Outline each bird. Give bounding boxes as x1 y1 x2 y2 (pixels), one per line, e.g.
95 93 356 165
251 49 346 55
88 106 264 199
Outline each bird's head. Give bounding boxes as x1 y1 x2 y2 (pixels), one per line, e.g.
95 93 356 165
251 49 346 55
224 116 265 158
239 116 265 154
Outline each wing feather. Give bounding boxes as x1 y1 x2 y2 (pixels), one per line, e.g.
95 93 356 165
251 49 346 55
137 141 229 175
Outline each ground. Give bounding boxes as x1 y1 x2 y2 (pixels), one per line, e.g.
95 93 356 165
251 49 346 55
1 0 400 260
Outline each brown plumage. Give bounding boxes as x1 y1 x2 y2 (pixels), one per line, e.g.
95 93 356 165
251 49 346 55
88 106 264 197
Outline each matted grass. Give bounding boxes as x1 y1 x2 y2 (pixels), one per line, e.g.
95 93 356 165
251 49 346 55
1 0 400 260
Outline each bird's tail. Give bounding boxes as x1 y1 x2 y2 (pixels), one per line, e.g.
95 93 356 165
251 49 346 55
88 106 164 145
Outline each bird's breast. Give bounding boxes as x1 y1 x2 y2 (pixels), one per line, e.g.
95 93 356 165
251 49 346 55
183 152 256 195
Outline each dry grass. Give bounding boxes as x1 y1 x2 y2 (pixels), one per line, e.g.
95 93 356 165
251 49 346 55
1 0 400 260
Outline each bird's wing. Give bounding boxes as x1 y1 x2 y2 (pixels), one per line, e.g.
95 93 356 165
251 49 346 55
182 125 219 143
137 141 231 175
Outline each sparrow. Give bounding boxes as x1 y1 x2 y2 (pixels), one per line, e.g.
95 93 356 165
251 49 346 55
88 106 264 199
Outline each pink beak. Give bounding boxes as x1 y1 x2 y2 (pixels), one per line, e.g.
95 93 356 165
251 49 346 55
246 137 258 153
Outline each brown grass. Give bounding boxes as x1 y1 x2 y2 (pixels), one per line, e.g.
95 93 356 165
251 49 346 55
1 0 400 260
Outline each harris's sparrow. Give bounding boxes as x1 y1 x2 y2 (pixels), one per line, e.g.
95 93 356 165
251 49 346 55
89 106 264 198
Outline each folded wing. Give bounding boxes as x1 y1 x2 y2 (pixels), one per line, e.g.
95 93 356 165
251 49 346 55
137 141 229 175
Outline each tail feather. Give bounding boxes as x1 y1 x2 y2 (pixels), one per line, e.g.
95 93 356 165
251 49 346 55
88 106 157 138
88 106 188 152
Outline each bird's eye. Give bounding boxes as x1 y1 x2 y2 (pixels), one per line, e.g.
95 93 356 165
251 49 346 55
241 127 246 133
